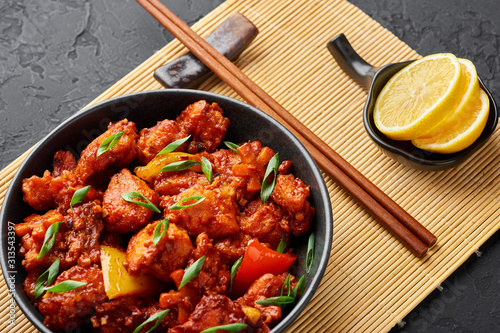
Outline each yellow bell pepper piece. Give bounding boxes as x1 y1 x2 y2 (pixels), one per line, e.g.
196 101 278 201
100 245 163 299
134 152 202 183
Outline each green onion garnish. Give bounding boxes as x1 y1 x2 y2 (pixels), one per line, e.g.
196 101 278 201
260 153 279 203
37 221 63 260
159 160 200 173
178 256 205 289
255 296 295 306
306 232 315 274
34 258 60 299
223 141 240 153
156 135 191 156
70 185 91 208
200 156 212 182
169 196 206 210
229 256 243 293
276 234 286 253
281 273 291 297
44 280 87 293
96 130 124 157
261 275 305 308
152 218 169 246
121 192 160 213
132 309 170 333
290 275 305 300
201 323 248 333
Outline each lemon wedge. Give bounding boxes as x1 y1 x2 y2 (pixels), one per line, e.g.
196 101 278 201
374 53 463 140
412 89 489 154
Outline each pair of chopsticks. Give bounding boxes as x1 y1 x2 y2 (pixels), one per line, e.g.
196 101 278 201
137 0 437 257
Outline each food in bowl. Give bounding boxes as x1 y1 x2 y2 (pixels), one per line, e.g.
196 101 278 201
13 100 316 332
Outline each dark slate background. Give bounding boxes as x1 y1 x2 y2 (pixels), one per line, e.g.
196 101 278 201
1 0 499 332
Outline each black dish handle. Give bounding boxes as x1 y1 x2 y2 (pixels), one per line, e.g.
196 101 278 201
327 33 378 91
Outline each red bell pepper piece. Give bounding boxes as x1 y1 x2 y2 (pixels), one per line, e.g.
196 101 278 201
232 239 297 296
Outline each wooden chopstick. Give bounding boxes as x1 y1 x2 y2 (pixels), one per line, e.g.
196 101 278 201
137 0 437 257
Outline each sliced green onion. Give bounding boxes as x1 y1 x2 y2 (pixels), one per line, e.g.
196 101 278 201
34 258 60 299
276 234 286 253
132 309 170 333
178 256 205 289
121 192 160 213
44 280 87 293
201 323 248 333
70 185 91 208
281 273 291 297
260 153 279 203
201 156 212 182
97 130 124 157
306 232 315 274
156 135 191 156
37 221 63 260
229 256 243 293
255 296 295 306
153 218 169 246
159 160 200 173
290 275 305 300
169 196 206 210
223 141 240 153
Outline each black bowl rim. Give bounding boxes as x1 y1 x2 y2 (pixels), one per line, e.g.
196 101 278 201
0 89 333 333
363 61 499 171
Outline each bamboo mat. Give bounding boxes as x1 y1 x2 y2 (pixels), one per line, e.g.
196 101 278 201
1 0 499 332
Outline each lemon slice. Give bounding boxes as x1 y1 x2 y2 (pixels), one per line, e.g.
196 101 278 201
451 59 481 117
374 53 463 140
412 89 489 154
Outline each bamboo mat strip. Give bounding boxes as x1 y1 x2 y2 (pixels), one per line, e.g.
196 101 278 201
1 0 499 332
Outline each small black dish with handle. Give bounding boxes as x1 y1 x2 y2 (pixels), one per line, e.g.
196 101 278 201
327 33 499 171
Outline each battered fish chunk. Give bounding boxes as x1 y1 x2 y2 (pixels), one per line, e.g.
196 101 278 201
169 294 250 333
66 200 104 267
92 296 146 333
237 273 294 325
15 210 70 271
209 147 241 177
239 199 290 250
189 233 230 295
102 168 160 233
137 119 189 164
154 170 209 196
270 174 315 236
161 177 239 239
210 141 276 204
38 265 107 331
75 119 139 182
176 100 230 153
15 201 105 272
22 170 101 211
158 233 231 324
22 150 79 211
125 222 194 282
91 296 178 333
214 233 253 265
23 268 44 303
52 150 77 176
159 270 207 325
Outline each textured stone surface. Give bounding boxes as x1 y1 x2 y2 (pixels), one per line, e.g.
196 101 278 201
0 0 224 169
0 1 499 332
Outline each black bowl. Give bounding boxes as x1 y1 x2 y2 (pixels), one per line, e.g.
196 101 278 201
0 89 333 333
327 33 499 171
